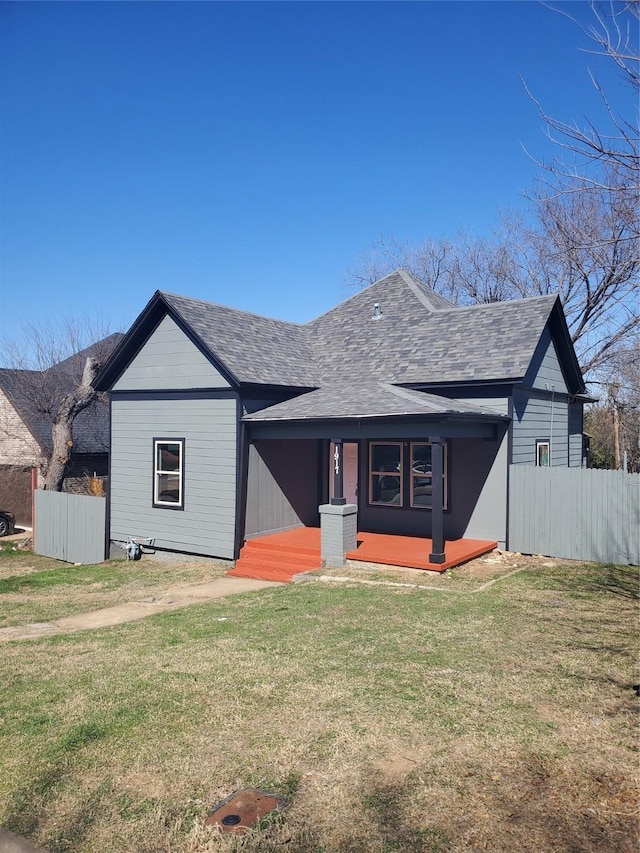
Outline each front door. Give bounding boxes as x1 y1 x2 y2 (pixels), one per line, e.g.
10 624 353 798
330 441 359 505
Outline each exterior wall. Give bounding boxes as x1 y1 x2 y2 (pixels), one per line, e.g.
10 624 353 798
110 395 237 559
511 388 569 466
568 401 584 467
460 431 509 547
356 428 508 545
0 389 43 466
510 325 581 468
113 315 230 391
455 397 510 416
244 439 320 537
526 328 569 394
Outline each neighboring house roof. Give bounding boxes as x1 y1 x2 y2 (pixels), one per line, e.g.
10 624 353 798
0 333 124 455
95 271 586 421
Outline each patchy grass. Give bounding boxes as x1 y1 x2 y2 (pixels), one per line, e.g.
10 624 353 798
0 554 637 853
0 548 227 627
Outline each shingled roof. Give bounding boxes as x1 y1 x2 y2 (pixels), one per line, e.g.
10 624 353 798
97 270 583 422
307 271 558 386
160 292 318 387
243 382 510 422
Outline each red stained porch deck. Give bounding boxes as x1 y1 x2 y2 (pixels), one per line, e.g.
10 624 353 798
228 527 497 583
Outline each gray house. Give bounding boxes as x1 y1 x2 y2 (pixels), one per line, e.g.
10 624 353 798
95 270 588 568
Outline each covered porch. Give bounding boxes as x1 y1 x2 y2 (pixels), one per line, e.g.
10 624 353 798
228 526 497 583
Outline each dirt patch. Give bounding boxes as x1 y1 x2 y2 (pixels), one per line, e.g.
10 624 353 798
316 550 557 591
0 576 280 641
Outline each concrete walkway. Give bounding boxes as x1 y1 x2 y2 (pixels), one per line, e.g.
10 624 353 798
0 577 280 642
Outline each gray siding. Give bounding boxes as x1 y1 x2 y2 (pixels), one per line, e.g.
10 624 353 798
512 388 569 466
35 490 107 564
568 401 584 467
509 466 639 564
113 315 230 391
512 326 574 466
461 430 508 547
110 396 237 559
244 439 319 537
525 328 568 393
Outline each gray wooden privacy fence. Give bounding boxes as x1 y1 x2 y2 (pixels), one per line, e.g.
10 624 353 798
34 490 107 564
508 466 639 565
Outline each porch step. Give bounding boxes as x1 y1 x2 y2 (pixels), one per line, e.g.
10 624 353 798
227 537 323 583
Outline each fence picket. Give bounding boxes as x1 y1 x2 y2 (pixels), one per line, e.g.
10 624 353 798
508 467 639 565
34 491 107 564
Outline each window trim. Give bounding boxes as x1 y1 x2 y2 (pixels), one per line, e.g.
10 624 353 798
152 438 185 509
536 439 550 467
367 440 449 511
369 441 403 507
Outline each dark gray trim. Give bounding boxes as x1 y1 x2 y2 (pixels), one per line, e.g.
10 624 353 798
505 394 514 548
110 389 238 402
247 418 501 442
105 397 113 558
234 399 249 560
406 379 516 392
429 437 445 564
152 437 186 510
330 438 346 505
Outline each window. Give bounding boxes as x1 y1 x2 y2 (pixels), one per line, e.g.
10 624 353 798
369 442 403 506
368 441 448 509
536 439 550 467
153 439 185 508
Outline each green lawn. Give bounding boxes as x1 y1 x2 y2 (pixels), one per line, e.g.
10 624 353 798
0 549 637 853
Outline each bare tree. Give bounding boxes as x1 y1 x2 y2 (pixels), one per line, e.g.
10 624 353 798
0 319 122 491
524 0 639 225
346 3 639 381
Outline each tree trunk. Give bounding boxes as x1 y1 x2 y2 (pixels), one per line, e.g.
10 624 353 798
43 357 101 491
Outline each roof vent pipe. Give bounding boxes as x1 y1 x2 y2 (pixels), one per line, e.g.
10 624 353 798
372 303 383 320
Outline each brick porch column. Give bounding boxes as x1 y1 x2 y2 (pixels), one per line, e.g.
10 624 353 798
319 503 357 567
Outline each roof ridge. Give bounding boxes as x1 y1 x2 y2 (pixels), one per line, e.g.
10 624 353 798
434 292 558 315
160 291 305 328
395 270 452 311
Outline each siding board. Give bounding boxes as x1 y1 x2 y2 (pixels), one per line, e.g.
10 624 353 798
113 315 230 390
110 396 237 559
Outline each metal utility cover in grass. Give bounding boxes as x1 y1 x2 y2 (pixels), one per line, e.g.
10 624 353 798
205 788 285 833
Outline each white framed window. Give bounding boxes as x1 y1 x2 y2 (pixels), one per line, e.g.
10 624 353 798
369 442 403 506
153 438 185 508
536 439 550 467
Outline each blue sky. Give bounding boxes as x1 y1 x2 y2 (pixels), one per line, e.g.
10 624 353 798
0 1 632 350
